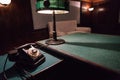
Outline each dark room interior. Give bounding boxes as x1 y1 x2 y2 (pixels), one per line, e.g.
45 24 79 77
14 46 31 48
0 0 119 53
0 0 120 80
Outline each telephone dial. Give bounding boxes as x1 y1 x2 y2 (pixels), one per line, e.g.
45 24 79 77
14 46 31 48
8 43 45 69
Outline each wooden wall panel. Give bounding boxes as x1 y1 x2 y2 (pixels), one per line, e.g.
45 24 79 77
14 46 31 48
0 0 33 52
80 0 120 35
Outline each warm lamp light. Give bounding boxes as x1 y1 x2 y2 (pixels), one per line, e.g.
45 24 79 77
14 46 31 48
0 0 11 5
36 0 69 45
88 7 94 11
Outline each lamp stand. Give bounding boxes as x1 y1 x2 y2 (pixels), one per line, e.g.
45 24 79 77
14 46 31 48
45 11 65 45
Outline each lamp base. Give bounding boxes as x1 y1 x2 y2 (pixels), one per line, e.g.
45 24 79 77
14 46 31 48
45 39 65 45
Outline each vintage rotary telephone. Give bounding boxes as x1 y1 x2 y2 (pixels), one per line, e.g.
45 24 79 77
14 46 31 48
8 43 45 69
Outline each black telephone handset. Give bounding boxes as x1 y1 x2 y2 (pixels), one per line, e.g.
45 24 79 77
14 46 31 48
8 43 45 69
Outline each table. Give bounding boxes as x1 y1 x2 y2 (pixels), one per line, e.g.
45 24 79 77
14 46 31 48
37 33 120 74
0 49 62 80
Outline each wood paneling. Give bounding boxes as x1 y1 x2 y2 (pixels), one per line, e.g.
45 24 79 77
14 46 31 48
0 0 33 51
80 0 120 35
71 0 108 3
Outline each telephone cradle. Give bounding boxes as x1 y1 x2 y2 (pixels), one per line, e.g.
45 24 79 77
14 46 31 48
8 43 46 70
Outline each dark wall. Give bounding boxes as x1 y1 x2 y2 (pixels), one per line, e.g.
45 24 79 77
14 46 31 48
80 0 120 35
80 1 93 27
0 0 33 51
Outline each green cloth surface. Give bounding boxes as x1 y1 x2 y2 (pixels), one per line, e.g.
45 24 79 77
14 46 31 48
0 50 62 80
40 33 120 72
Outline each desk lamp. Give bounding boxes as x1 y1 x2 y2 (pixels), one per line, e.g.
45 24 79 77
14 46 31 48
36 0 69 45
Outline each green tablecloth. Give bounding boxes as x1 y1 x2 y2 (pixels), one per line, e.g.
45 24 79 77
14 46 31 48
38 33 120 73
0 50 62 80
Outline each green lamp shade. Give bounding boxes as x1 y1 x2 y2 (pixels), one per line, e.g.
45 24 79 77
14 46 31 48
36 0 69 14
